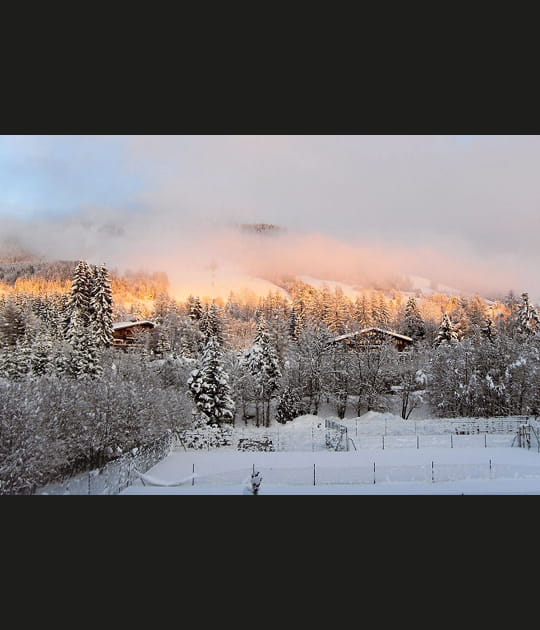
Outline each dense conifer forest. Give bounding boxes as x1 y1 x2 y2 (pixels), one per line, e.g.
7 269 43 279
1 258 539 493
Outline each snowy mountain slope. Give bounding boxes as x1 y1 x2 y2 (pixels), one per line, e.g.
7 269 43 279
407 275 463 297
296 275 365 299
168 264 290 302
297 274 466 299
168 270 470 303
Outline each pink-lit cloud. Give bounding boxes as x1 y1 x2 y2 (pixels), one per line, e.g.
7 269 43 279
1 135 540 301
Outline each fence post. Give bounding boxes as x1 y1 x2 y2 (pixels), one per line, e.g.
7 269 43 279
431 461 434 483
313 464 316 486
417 435 419 449
451 434 453 448
192 463 195 486
382 435 385 450
489 458 492 479
373 462 376 484
485 433 487 448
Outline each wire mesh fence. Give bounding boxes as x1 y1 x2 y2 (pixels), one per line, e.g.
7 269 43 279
347 416 529 437
231 425 337 452
166 459 540 488
337 433 516 450
35 431 175 495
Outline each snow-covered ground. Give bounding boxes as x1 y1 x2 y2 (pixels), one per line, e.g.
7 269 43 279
120 411 540 495
120 447 540 494
121 411 540 495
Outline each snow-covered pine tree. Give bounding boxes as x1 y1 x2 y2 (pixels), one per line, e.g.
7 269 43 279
370 292 382 327
324 287 348 335
187 335 235 426
146 325 171 357
65 260 93 342
0 299 27 346
288 307 299 341
186 295 203 321
466 295 487 330
28 329 54 375
199 303 224 346
354 295 372 328
152 292 172 325
177 315 203 358
263 308 289 368
291 296 308 334
317 285 332 324
0 341 30 379
241 316 282 426
89 263 114 348
67 311 103 379
30 296 47 323
450 302 471 341
403 296 426 341
275 386 304 424
48 338 71 376
433 313 459 347
516 292 540 336
376 293 390 328
35 295 64 341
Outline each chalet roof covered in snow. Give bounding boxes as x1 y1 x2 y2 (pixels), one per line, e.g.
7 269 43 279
112 320 156 331
329 327 414 344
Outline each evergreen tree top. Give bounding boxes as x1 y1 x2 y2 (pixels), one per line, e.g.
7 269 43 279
434 312 458 346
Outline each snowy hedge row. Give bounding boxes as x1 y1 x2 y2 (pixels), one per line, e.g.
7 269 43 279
237 437 275 452
0 354 193 495
178 424 234 449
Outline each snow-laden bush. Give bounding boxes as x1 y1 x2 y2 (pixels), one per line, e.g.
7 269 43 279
275 386 304 424
0 352 193 494
179 424 233 449
237 437 275 452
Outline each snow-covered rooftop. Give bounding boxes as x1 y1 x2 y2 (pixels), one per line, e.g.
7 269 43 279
330 327 413 343
112 320 156 331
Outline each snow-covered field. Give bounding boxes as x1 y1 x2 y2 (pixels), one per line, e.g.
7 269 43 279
120 447 540 494
120 412 540 495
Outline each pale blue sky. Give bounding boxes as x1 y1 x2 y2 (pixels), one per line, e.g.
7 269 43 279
0 135 147 219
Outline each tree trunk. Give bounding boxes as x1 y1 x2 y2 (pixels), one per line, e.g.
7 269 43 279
242 397 248 425
355 391 362 416
401 390 408 419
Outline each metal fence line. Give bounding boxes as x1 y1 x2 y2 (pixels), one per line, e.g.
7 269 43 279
35 431 175 495
161 460 540 488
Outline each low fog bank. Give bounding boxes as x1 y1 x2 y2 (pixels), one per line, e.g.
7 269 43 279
0 210 535 302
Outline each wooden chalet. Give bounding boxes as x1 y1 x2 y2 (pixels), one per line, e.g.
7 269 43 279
328 327 414 352
112 320 156 348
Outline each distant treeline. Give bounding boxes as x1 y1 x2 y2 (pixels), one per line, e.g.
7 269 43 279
0 260 169 301
0 260 77 285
